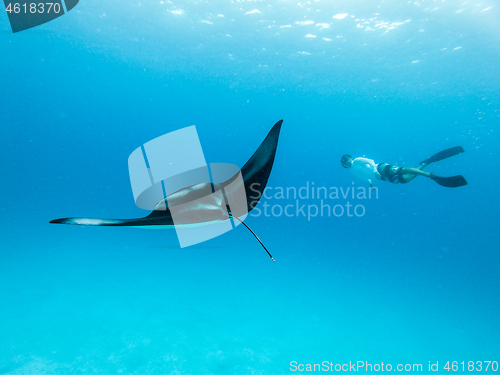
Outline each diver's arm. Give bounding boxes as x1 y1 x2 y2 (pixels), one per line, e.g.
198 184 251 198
365 160 382 180
362 164 376 187
364 161 381 184
352 158 378 187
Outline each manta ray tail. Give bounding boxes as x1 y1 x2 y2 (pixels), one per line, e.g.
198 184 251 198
230 214 275 262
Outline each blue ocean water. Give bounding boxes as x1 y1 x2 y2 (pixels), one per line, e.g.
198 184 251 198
1 0 499 373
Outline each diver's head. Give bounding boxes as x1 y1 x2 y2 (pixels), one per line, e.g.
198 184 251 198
341 154 353 168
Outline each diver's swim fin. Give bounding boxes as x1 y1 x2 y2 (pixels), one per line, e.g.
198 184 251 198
420 146 465 165
430 173 468 188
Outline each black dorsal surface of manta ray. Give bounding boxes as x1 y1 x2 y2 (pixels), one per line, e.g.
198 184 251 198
50 120 283 228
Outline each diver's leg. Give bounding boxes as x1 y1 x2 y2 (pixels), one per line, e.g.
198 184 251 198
399 162 428 183
398 167 432 183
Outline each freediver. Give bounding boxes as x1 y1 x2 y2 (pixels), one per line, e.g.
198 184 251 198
340 146 467 188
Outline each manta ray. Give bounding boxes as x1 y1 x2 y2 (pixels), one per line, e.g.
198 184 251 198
50 120 283 260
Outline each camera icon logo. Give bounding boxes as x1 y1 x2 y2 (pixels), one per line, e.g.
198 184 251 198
128 126 249 248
